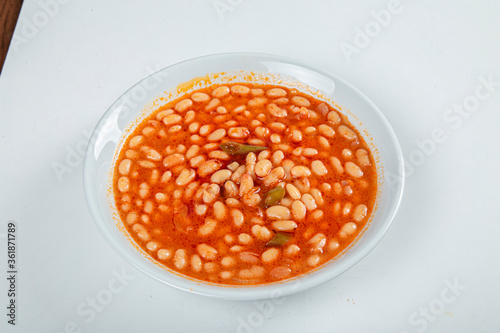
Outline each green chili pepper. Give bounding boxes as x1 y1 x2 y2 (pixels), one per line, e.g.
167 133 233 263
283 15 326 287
262 186 286 208
266 232 293 247
219 141 267 155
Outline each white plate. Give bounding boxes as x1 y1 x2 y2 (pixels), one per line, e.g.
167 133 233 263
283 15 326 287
83 52 405 300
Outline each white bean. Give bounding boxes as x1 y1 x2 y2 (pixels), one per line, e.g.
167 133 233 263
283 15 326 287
272 220 297 231
204 143 218 151
212 86 230 98
266 206 291 220
327 110 341 125
311 160 328 176
338 125 357 140
161 171 172 183
207 128 227 142
292 96 310 107
227 162 239 172
197 160 222 177
175 99 193 112
191 255 203 272
199 218 217 236
257 150 270 160
304 127 316 134
270 267 291 279
224 181 238 197
308 233 326 253
143 201 154 214
213 201 227 220
272 150 284 165
262 167 285 187
345 162 363 178
270 133 281 143
199 124 214 136
184 110 196 123
268 103 287 118
185 145 200 160
318 136 330 148
118 177 130 192
126 212 138 225
169 125 183 134
248 97 267 107
239 252 259 264
221 256 236 268
138 183 149 199
231 85 250 95
310 189 324 206
255 159 272 177
238 233 253 245
251 225 272 241
176 169 196 186
174 249 187 269
267 88 287 98
291 166 311 178
231 209 245 227
241 192 261 207
328 239 340 251
262 248 280 263
204 262 218 273
190 155 206 168
290 129 303 143
197 244 218 260
189 122 200 133
228 127 250 139
203 190 217 204
239 174 254 196
157 249 173 260
251 88 264 96
195 204 207 216
330 157 344 173
292 147 303 157
301 194 317 211
163 153 185 168
291 200 307 219
191 92 210 102
239 266 265 279
138 160 155 169
255 126 270 138
318 124 335 138
118 159 132 175
125 150 139 159
311 210 324 220
225 198 240 207
317 102 329 115
342 149 353 159
356 149 371 167
302 148 318 157
129 135 144 148
339 222 357 238
285 244 300 256
353 204 368 222
280 197 293 208
343 202 352 215
307 254 320 266
286 184 302 200
231 165 246 184
211 169 232 184
163 114 182 125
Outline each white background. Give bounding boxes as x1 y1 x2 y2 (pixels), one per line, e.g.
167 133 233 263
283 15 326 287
1 0 499 332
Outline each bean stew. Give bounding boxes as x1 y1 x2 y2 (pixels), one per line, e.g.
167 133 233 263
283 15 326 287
113 83 377 285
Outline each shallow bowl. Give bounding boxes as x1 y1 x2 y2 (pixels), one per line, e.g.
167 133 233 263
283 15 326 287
83 52 404 300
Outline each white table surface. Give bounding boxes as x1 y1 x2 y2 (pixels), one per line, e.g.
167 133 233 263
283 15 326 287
1 0 499 332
